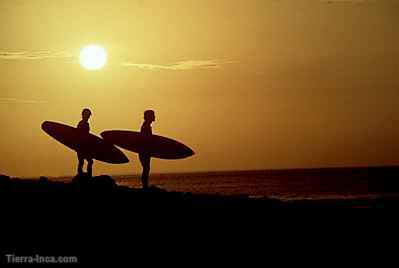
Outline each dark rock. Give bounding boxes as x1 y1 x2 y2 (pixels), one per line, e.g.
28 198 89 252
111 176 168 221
39 176 49 183
0 174 10 189
91 175 117 191
0 174 10 181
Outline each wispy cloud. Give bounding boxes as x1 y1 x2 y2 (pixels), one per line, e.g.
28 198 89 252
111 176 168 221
0 50 73 60
121 60 237 71
1 51 236 71
0 98 47 104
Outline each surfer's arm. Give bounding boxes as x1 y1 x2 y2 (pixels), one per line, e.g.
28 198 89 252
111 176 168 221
140 124 152 136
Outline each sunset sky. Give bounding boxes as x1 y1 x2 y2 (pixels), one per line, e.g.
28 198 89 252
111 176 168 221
1 0 398 177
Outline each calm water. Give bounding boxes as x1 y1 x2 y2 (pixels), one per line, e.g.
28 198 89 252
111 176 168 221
111 167 399 201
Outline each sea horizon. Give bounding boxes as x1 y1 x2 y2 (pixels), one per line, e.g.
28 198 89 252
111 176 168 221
7 164 399 180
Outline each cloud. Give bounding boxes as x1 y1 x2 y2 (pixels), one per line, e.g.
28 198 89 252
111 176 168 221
0 51 236 71
0 50 72 60
121 60 237 71
0 98 47 104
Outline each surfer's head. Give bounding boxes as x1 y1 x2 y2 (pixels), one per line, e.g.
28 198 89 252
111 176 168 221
82 108 92 120
144 110 155 122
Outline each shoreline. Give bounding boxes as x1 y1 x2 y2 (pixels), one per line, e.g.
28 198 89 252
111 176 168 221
1 174 398 209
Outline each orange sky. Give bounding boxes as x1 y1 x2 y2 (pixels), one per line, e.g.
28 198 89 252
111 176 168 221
1 0 399 177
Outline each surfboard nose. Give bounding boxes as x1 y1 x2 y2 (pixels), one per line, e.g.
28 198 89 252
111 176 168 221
185 147 195 157
41 121 50 131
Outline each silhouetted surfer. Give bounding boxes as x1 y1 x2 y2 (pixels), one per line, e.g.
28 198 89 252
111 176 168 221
77 108 93 177
139 110 155 189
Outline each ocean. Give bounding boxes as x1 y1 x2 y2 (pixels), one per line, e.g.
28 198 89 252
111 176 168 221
111 166 399 201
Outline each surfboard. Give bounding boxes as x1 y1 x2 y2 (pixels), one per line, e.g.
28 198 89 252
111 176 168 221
100 130 195 159
42 121 129 164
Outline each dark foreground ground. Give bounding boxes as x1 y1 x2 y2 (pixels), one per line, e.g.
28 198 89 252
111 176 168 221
1 174 398 265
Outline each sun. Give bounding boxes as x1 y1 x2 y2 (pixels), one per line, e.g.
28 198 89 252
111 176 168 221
79 45 107 70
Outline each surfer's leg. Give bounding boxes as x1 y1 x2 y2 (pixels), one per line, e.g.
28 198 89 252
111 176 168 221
87 158 93 178
77 153 84 175
142 167 149 189
139 154 150 189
